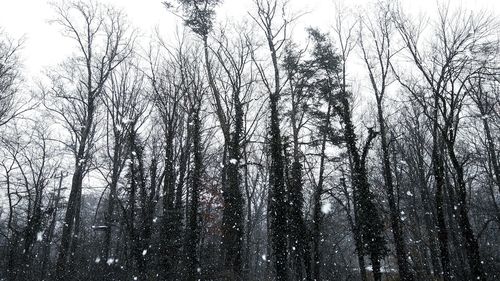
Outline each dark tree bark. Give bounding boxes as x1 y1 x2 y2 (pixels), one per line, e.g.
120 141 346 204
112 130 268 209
186 101 203 281
399 105 441 277
359 7 414 279
282 43 311 281
170 1 247 278
47 2 132 279
431 105 452 281
444 135 484 280
147 42 189 279
207 31 251 279
309 27 387 281
392 6 496 279
223 80 245 279
310 114 329 281
471 77 500 196
40 173 65 281
307 62 335 281
250 1 291 279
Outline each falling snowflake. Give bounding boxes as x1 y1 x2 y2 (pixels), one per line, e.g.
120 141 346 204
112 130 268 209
142 249 147 256
229 158 238 165
261 254 267 261
406 191 413 197
321 202 332 214
95 257 101 263
107 258 114 265
36 231 44 242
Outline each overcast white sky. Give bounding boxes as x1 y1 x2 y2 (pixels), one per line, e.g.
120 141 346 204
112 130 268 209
0 0 498 78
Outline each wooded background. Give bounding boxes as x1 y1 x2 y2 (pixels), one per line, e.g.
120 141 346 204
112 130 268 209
0 0 499 280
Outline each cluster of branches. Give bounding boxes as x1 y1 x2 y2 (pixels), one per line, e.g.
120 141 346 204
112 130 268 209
0 0 499 281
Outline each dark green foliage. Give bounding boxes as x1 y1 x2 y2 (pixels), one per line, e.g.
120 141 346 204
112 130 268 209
282 42 312 281
186 106 203 281
168 0 222 37
221 85 245 279
307 28 387 281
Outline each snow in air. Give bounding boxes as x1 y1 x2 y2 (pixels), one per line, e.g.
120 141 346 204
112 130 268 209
321 202 332 214
36 231 44 241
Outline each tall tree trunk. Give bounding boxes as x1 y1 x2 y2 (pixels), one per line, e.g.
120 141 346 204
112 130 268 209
289 159 307 281
127 145 138 275
161 127 180 279
103 137 121 261
202 33 245 279
40 173 64 281
414 140 441 277
340 174 368 281
339 93 386 281
375 102 414 281
287 69 308 281
186 107 202 281
311 98 332 281
264 26 288 281
142 155 159 273
136 142 149 276
475 79 500 195
445 143 485 280
68 187 83 276
56 165 85 280
431 104 451 281
482 117 500 195
478 108 500 196
20 191 43 280
223 88 245 279
56 93 95 280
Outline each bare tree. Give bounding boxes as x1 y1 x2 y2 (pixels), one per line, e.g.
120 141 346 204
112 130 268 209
358 3 414 280
183 50 206 281
43 1 133 278
0 1 499 280
209 27 257 279
147 35 193 279
0 122 61 280
249 0 291 279
330 8 388 281
392 4 497 280
96 60 150 276
0 29 26 128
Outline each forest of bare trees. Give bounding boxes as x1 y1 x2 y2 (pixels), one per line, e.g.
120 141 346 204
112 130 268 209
0 0 499 280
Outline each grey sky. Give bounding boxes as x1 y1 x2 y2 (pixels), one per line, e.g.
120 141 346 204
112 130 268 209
0 0 498 79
